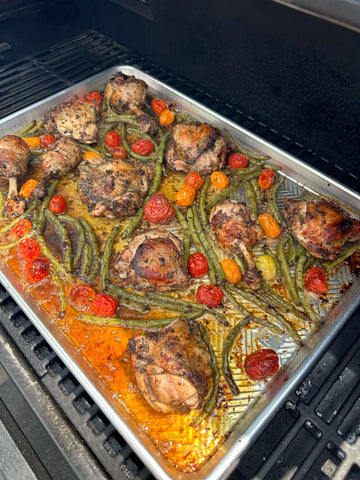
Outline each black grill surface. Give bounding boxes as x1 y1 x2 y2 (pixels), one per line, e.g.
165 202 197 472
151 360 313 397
0 31 360 480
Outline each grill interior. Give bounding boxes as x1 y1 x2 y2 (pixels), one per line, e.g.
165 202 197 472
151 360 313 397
0 30 359 480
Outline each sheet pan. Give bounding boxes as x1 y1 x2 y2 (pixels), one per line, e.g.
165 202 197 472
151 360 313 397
0 65 359 480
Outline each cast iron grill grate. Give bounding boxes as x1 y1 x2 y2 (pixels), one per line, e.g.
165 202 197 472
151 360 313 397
0 30 359 480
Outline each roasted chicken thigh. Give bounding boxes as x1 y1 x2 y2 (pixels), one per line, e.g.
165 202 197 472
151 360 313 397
112 228 188 291
283 198 360 260
128 318 213 413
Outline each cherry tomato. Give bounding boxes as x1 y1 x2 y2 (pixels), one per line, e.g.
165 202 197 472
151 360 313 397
69 285 96 310
131 139 154 156
40 135 56 149
10 219 32 240
244 349 279 380
210 171 229 190
258 213 281 239
159 108 175 126
221 258 242 284
90 293 119 317
228 153 249 169
258 168 275 189
143 193 176 224
184 172 204 190
49 195 67 214
151 97 168 114
188 252 209 278
196 284 223 307
18 238 41 261
88 91 103 104
175 185 196 207
111 146 128 159
22 137 41 149
25 256 51 283
19 178 39 199
304 267 328 294
105 130 121 149
84 150 102 160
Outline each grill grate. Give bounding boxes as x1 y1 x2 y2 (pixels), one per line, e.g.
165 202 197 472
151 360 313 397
0 30 359 480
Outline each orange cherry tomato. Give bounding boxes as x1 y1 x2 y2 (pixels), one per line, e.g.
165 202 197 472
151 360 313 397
258 213 281 239
18 238 41 261
221 258 242 284
184 172 204 190
244 349 279 380
111 146 128 159
90 293 119 317
196 284 223 307
10 219 32 240
210 171 229 190
151 98 168 114
69 285 96 310
84 150 102 160
105 130 121 149
143 193 176 224
131 139 154 156
40 135 56 149
22 137 41 149
188 252 209 278
49 195 67 214
159 108 175 126
87 91 103 104
258 168 275 189
228 153 249 169
174 185 196 207
25 256 51 283
19 179 39 199
304 267 328 294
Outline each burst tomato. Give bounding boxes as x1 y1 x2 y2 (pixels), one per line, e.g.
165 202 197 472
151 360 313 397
143 193 176 224
25 256 50 283
184 171 204 190
151 97 168 114
111 146 127 159
188 252 209 278
10 219 32 240
159 108 175 126
228 153 249 169
69 285 96 310
304 267 328 294
87 91 103 104
131 139 154 156
105 130 121 149
90 293 119 317
210 171 229 190
244 348 279 380
258 168 275 189
40 135 56 149
196 284 223 307
174 185 196 207
18 238 41 261
49 195 67 214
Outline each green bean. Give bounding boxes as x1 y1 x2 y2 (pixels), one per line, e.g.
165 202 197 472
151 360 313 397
250 316 284 335
37 180 59 234
50 267 67 314
277 236 299 305
79 243 92 278
266 175 284 224
79 217 100 282
15 121 37 137
228 165 261 179
250 178 263 202
45 209 73 272
260 281 310 323
103 114 138 123
101 95 109 112
286 234 297 266
26 121 43 136
36 234 75 284
199 177 210 228
233 253 246 275
222 289 248 316
30 148 44 156
127 127 160 152
58 215 86 265
191 322 220 427
222 315 251 395
323 241 360 273
223 130 270 162
0 231 33 250
0 202 38 234
101 225 120 290
295 255 321 325
119 122 157 162
174 205 190 265
245 182 258 216
79 143 106 156
175 111 196 123
105 285 151 313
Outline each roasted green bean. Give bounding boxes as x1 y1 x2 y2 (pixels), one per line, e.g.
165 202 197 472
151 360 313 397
50 267 67 313
119 122 157 162
58 215 86 266
36 234 75 283
79 217 100 282
199 177 210 228
277 236 299 305
295 255 321 325
245 182 258 216
323 241 360 273
101 225 120 290
174 205 190 265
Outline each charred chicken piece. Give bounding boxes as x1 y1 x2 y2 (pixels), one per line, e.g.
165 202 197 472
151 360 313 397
43 99 101 144
112 228 188 291
128 318 213 413
210 201 263 289
166 122 229 176
283 198 360 260
78 156 153 219
0 135 31 217
32 138 83 198
104 72 156 133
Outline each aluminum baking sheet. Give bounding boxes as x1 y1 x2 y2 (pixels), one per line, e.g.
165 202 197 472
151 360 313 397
0 65 359 480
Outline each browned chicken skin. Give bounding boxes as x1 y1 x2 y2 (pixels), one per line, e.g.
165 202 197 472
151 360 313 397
128 319 213 413
78 156 153 219
210 201 263 289
32 138 83 198
43 99 101 144
104 72 156 133
112 228 189 291
166 121 229 176
283 198 360 260
0 135 31 217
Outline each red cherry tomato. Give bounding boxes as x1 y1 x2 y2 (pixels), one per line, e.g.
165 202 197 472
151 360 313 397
196 284 223 307
18 238 41 261
69 285 96 310
25 256 51 283
151 97 168 115
105 130 121 149
304 267 328 294
40 135 56 149
143 193 176 224
111 146 127 159
228 153 249 169
188 252 209 278
258 168 275 189
87 91 103 104
49 195 67 214
131 139 154 156
244 349 279 380
184 172 205 190
90 293 119 317
10 219 32 240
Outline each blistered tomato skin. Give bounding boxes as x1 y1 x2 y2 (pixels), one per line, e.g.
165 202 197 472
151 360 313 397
18 238 41 261
228 153 249 169
184 172 204 190
188 252 209 278
131 139 154 156
40 135 56 149
49 195 67 214
151 98 168 114
196 284 223 307
90 293 119 317
304 267 328 294
87 91 103 104
143 193 176 224
105 130 121 149
69 285 96 310
258 168 275 189
10 219 32 240
25 256 51 283
244 349 279 380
